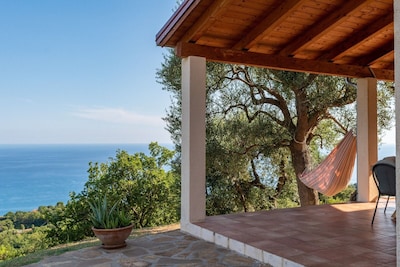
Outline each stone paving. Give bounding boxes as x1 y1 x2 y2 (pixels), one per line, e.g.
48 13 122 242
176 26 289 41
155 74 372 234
25 229 271 267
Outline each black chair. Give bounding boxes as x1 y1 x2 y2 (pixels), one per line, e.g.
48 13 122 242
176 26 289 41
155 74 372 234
371 157 396 225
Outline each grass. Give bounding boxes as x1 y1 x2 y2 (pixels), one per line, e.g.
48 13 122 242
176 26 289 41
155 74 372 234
0 223 180 267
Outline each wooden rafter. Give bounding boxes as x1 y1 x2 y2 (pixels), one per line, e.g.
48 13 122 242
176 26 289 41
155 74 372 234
180 0 232 43
232 0 306 51
318 12 393 61
279 0 375 57
354 40 394 66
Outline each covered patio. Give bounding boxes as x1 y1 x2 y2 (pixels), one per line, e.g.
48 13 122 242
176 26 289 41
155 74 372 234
156 0 399 266
194 201 396 266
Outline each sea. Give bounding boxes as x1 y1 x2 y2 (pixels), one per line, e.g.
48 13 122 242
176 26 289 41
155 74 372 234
0 143 396 216
0 144 172 216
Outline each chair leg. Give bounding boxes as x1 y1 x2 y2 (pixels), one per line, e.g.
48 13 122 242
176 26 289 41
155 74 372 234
384 196 390 214
371 195 380 225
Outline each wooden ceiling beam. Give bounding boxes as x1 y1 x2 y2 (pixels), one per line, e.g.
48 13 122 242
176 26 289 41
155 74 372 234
232 0 306 50
279 0 375 57
318 12 393 61
353 40 394 66
176 42 393 81
180 0 232 43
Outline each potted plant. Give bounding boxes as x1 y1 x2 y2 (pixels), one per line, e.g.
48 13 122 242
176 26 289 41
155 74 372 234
89 196 133 249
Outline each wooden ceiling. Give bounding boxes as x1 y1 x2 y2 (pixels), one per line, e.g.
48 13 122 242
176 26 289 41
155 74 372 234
156 0 394 81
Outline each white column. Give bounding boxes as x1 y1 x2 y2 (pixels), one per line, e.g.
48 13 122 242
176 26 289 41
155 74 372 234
394 1 400 265
181 56 206 226
356 78 378 202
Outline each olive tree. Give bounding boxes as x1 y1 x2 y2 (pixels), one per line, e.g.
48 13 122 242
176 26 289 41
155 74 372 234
157 49 394 208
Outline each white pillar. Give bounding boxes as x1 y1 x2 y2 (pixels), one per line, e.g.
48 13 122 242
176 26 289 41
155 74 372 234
394 1 400 265
181 56 206 226
356 78 378 202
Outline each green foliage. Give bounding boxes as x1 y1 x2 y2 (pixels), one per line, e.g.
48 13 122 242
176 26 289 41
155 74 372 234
319 184 357 204
0 204 75 262
0 224 49 261
0 218 14 232
88 196 132 229
45 143 179 244
3 210 46 230
44 199 92 245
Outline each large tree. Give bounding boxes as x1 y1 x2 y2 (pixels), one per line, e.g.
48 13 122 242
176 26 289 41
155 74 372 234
157 50 394 208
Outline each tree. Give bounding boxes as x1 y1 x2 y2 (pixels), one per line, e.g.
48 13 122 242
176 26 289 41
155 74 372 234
82 143 180 228
45 143 180 244
157 49 394 208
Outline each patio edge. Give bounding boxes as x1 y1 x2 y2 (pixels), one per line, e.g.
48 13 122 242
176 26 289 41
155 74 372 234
181 222 304 267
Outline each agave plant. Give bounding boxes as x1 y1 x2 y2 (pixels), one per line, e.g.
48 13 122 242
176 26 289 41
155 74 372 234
88 196 132 229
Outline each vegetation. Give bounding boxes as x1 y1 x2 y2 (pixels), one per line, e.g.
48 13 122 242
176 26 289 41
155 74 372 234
89 196 132 229
0 209 53 261
157 49 394 209
320 184 357 204
0 239 98 267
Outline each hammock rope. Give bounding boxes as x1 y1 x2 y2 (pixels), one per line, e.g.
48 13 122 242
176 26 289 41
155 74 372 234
299 131 357 196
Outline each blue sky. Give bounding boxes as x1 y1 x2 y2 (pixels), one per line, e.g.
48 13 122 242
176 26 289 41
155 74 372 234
0 0 177 144
0 0 396 146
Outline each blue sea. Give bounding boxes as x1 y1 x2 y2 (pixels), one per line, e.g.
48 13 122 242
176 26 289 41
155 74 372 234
0 144 171 215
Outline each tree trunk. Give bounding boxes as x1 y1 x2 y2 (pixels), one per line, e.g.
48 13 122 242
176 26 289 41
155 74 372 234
234 182 248 212
290 142 319 206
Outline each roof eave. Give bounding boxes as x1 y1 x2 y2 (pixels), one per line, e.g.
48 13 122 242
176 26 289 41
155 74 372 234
155 0 200 47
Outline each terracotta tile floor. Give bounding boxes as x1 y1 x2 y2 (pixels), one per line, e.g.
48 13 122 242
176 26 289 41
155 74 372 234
194 200 396 267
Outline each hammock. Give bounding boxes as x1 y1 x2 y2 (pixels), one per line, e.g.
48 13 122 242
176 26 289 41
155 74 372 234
299 131 357 196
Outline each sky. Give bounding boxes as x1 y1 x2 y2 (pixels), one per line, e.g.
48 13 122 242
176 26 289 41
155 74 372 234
0 1 396 145
0 0 177 144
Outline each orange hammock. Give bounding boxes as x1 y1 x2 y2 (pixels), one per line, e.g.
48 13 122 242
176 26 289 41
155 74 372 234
299 131 357 196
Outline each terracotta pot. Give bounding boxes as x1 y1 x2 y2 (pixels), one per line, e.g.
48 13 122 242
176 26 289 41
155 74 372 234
92 224 133 249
